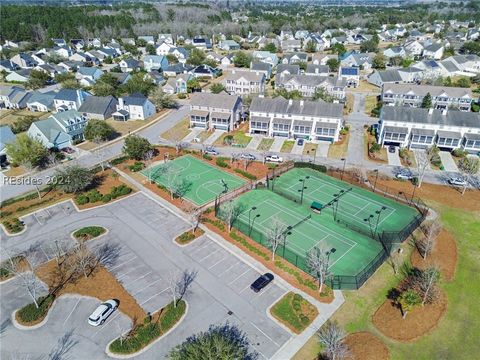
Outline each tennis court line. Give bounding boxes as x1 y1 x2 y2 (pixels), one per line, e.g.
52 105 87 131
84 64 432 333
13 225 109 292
328 242 358 269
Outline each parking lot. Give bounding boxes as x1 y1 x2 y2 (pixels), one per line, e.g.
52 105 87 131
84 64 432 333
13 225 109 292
1 193 293 359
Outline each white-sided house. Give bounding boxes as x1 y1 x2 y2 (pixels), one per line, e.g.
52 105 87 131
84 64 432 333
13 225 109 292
0 126 16 165
113 93 155 121
155 42 176 56
422 43 444 60
0 85 30 109
53 89 90 112
249 97 344 143
339 67 360 88
75 66 104 86
78 95 118 120
189 93 242 131
223 70 265 95
143 55 168 72
276 73 346 100
162 73 192 95
26 91 56 112
378 106 480 153
27 110 87 149
119 58 142 73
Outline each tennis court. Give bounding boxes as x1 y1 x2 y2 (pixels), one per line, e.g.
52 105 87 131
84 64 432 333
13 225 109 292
232 189 384 277
269 167 420 236
141 155 246 206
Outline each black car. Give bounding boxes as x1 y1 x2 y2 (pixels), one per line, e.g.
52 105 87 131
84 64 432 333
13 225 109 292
297 138 304 146
388 145 396 153
250 273 274 293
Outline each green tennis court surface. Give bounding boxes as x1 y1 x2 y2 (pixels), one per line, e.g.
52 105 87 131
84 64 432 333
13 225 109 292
141 155 246 206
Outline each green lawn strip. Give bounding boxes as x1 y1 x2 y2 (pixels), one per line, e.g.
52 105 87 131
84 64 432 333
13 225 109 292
257 138 274 151
73 226 107 241
215 131 252 147
280 140 295 153
16 295 55 325
270 292 318 334
109 300 186 354
175 229 205 245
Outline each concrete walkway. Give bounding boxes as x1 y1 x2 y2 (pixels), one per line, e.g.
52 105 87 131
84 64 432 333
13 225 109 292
270 137 286 152
204 129 224 146
181 127 201 143
246 134 262 150
439 151 459 172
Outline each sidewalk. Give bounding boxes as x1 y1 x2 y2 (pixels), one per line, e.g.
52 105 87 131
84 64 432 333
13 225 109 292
115 167 345 360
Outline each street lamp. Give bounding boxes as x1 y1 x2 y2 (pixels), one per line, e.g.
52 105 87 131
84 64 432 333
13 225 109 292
298 176 310 204
248 206 257 230
373 169 379 193
374 206 387 238
283 226 293 257
249 214 261 236
364 214 375 238
340 158 346 180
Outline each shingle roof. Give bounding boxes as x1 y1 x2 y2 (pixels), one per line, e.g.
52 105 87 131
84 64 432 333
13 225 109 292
122 93 149 106
375 70 403 83
33 117 71 144
225 70 264 82
190 93 240 110
54 89 79 101
383 83 473 98
251 97 343 119
0 126 16 150
306 64 329 74
78 96 117 115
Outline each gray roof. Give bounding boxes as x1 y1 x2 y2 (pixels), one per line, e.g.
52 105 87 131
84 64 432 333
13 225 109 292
276 64 300 75
122 93 149 106
251 97 343 119
225 70 264 82
78 96 117 115
0 126 16 150
250 62 272 72
190 93 240 111
440 60 460 72
54 89 79 101
277 74 345 88
381 106 480 129
32 117 71 144
306 64 330 74
424 43 443 52
375 70 403 83
383 83 473 98
26 91 56 108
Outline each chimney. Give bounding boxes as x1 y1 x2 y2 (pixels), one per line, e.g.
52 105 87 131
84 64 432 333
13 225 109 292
119 97 124 109
428 108 434 115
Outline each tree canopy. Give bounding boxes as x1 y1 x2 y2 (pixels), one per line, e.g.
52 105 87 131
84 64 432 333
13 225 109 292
5 133 49 167
123 135 153 160
53 165 94 193
233 51 253 68
84 120 116 141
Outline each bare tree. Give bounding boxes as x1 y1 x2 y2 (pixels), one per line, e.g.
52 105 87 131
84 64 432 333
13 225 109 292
458 156 479 195
387 249 401 276
317 321 349 360
306 243 332 294
72 240 96 278
143 149 155 183
46 237 72 266
243 158 253 171
191 210 202 234
417 267 440 306
415 147 436 188
266 217 287 261
417 219 441 260
168 269 198 308
10 263 44 308
219 200 243 232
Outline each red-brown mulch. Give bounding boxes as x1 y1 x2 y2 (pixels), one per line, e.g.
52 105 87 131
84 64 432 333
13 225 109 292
345 332 390 360
202 212 334 303
372 289 447 342
411 229 457 281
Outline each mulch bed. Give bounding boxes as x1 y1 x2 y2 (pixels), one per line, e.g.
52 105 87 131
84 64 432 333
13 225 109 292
345 332 390 360
411 229 457 281
372 289 447 342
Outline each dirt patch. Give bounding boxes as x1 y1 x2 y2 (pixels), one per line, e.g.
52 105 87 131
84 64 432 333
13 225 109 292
371 177 480 212
328 132 349 159
36 260 146 324
372 289 447 342
345 332 390 360
411 228 457 281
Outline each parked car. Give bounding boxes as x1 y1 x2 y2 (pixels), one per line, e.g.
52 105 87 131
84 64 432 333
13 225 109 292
265 155 283 163
388 145 396 153
204 147 219 156
240 153 256 161
250 273 274 293
297 138 304 146
395 172 413 180
88 299 118 326
62 147 75 154
448 177 467 187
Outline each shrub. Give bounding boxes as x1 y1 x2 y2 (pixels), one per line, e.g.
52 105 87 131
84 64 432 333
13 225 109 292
17 295 54 324
110 184 132 199
177 93 187 99
102 194 112 203
452 148 468 158
216 157 230 168
176 231 196 244
234 168 257 180
111 156 129 165
2 218 24 233
294 162 327 173
223 135 234 145
73 226 106 240
129 161 145 172
86 189 103 203
203 154 212 161
369 142 381 153
75 194 89 205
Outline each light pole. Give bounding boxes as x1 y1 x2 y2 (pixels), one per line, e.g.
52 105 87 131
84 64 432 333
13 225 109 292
364 214 375 238
298 176 310 204
373 169 379 193
374 206 387 238
340 158 346 180
283 226 293 257
249 214 261 236
248 206 257 230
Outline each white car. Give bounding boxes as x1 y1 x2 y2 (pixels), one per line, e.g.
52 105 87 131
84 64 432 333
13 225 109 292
448 177 467 187
204 147 219 156
88 299 118 326
265 155 283 163
395 172 413 180
240 153 256 161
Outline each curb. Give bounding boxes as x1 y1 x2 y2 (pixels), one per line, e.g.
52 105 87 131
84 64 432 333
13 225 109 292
105 300 189 359
70 226 110 242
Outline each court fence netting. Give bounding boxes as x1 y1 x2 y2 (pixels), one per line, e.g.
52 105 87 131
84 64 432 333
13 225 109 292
213 161 428 290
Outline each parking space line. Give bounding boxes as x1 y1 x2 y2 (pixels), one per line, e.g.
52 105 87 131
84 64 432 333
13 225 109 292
39 245 51 261
198 248 221 262
140 287 170 306
108 255 137 271
217 261 241 276
63 298 81 327
132 278 164 295
188 241 211 254
117 267 141 280
123 271 153 287
92 312 121 336
228 268 251 286
250 322 280 347
207 257 226 270
251 344 268 360
251 286 272 300
239 283 251 294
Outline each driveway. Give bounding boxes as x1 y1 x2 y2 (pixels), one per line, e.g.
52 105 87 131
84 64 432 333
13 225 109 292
204 129 224 146
438 151 459 172
246 135 263 150
316 141 330 158
291 140 305 155
181 127 201 143
270 137 286 153
386 147 402 167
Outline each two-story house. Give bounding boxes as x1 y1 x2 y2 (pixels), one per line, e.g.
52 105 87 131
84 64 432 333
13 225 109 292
26 91 56 112
75 67 104 86
223 70 266 95
113 93 155 120
78 95 118 120
162 73 192 94
143 55 168 72
276 74 346 99
119 58 142 73
53 89 90 112
0 85 30 109
189 93 242 131
249 97 344 143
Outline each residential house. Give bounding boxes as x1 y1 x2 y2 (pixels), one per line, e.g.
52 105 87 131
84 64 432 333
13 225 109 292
223 70 265 95
339 67 360 88
383 46 406 59
367 69 403 87
28 110 87 149
206 52 224 64
220 54 235 67
58 60 84 72
5 69 31 83
26 91 56 112
191 36 212 50
78 95 118 120
218 40 240 51
447 55 480 74
306 64 330 77
257 37 280 51
423 43 444 60
276 64 301 80
158 34 174 45
155 42 176 56
0 85 30 109
121 38 136 46
378 106 480 153
398 67 424 83
303 34 328 52
250 62 273 79
69 52 98 66
191 64 220 79
340 52 374 70
281 39 302 53
276 74 346 99
312 54 337 66
249 97 344 142
113 93 155 121
138 36 155 45
413 60 443 80
331 36 349 46
97 47 118 60
109 72 131 85
163 63 193 77
75 67 104 86
404 40 425 57
70 39 85 51
381 84 475 111
189 92 242 131
0 126 16 166
169 47 189 64
280 30 294 40
10 53 37 69
119 58 142 73
52 46 72 59
162 73 192 94
143 55 168 72
87 38 102 48
145 71 164 86
295 30 310 40
52 39 67 47
281 52 308 65
252 51 279 67
54 89 90 112
0 60 18 73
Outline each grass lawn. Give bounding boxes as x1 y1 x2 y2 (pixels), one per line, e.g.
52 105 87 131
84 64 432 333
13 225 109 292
349 80 381 93
258 138 274 151
73 226 106 241
0 109 50 127
161 117 190 141
175 228 205 245
105 111 164 137
270 292 318 334
303 142 318 156
364 95 378 115
328 132 349 159
196 130 211 143
280 140 295 153
293 206 480 360
214 130 252 148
